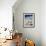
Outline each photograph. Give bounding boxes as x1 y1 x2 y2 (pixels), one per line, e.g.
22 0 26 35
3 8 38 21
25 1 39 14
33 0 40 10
23 13 35 28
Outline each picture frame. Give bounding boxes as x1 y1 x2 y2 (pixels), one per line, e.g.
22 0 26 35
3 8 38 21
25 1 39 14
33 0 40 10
23 13 35 28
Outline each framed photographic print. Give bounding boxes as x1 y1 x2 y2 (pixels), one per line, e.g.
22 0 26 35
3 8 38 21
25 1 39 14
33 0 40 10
23 13 35 28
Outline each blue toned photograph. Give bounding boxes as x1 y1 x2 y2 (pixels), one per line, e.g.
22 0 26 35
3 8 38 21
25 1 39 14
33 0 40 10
23 13 35 28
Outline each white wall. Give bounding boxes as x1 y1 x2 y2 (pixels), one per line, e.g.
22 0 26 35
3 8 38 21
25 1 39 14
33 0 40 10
0 0 16 30
13 0 41 46
40 0 46 46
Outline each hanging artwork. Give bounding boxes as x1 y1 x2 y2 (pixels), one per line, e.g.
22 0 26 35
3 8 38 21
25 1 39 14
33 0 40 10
23 13 35 28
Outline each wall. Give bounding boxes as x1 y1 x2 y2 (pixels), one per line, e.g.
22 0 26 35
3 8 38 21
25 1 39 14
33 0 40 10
40 0 46 46
0 0 17 39
0 0 16 30
13 0 41 46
